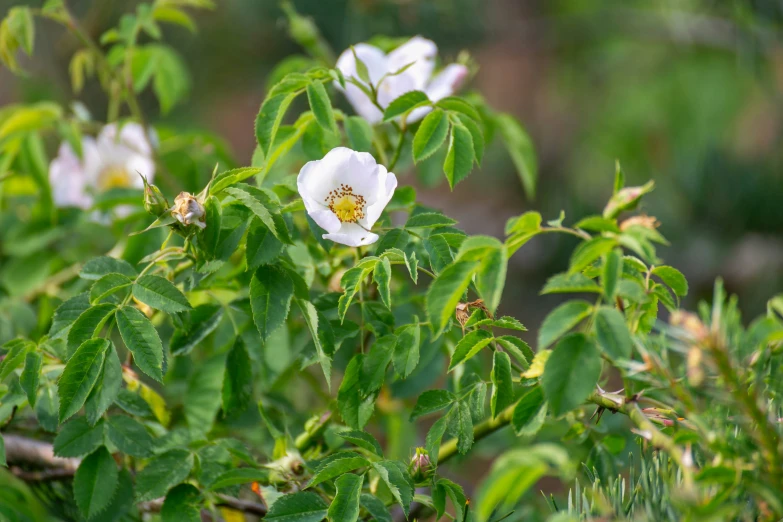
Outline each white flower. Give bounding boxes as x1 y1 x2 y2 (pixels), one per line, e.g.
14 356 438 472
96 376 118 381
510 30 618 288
172 192 206 229
297 147 397 247
336 36 469 125
48 122 155 210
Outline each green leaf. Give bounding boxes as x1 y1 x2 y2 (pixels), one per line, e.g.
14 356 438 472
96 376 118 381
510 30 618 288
169 304 223 356
73 447 118 519
413 109 449 162
221 337 253 415
457 236 507 314
209 468 270 490
361 335 395 395
541 273 601 295
84 346 122 425
449 329 494 370
116 306 164 382
405 212 457 229
376 228 410 254
256 90 301 156
426 260 479 336
410 390 456 420
49 293 91 340
246 219 285 270
372 460 414 515
135 449 194 502
393 323 420 378
0 433 4 467
373 256 392 309
457 113 485 163
132 275 191 313
338 355 374 430
344 116 373 152
338 430 383 457
308 454 370 488
425 413 451 465
307 81 338 134
495 336 533 369
66 303 116 359
574 216 620 234
90 273 133 304
569 237 618 274
512 386 546 437
161 484 202 522
184 353 226 438
266 492 329 522
250 265 294 340
436 97 482 122
443 123 475 188
338 265 374 323
328 473 363 522
434 479 467 522
0 339 31 382
594 307 632 360
53 417 104 458
360 494 392 522
80 256 137 281
20 350 41 406
58 339 110 422
296 299 333 389
36 385 59 432
538 300 593 350
495 113 537 198
454 400 474 454
602 249 623 299
490 351 514 419
383 90 429 121
652 266 688 297
225 185 287 242
105 415 155 458
209 166 264 195
542 333 602 416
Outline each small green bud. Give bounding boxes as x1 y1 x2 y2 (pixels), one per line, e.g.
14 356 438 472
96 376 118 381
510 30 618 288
603 180 655 220
140 175 169 217
409 447 434 484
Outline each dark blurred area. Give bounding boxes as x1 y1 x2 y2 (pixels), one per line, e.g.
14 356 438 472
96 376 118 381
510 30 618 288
2 0 782 336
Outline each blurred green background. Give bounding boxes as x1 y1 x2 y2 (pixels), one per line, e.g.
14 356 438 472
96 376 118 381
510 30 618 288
1 0 782 515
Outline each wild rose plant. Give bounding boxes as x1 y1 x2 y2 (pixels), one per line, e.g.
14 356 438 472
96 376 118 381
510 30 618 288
0 2 782 522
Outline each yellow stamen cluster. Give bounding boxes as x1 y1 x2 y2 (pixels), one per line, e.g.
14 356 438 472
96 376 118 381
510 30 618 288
326 184 365 223
98 165 132 190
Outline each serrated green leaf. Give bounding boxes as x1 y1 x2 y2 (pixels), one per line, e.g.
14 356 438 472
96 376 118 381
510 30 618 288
308 454 370 488
490 351 514 419
266 492 329 522
132 274 191 313
443 123 475 188
73 447 118 518
105 415 155 458
383 90 429 121
84 346 122 425
338 355 375 430
250 265 294 340
221 337 253 415
426 260 479 336
161 483 202 522
328 473 363 522
296 299 333 389
569 237 618 274
360 494 391 522
538 300 593 350
80 257 137 281
185 353 226 437
541 273 601 295
495 336 533 369
225 185 287 242
652 265 688 297
375 228 410 255
0 339 31 382
393 322 420 378
457 112 484 163
256 90 301 156
53 417 104 458
58 339 109 422
512 386 546 436
373 256 392 309
246 219 285 270
542 333 601 416
405 212 457 229
20 350 41 406
209 468 270 490
454 401 474 454
90 273 133 304
495 113 537 198
410 390 456 420
135 449 194 502
344 115 373 152
116 306 163 382
338 265 374 323
372 460 414 515
594 307 632 359
307 81 338 134
338 430 383 457
49 293 91 340
66 304 116 359
449 329 494 371
413 109 449 162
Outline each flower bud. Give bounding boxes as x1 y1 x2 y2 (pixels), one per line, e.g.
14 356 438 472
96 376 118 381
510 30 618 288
409 447 435 484
172 192 206 229
603 181 655 220
141 176 169 217
620 215 660 232
281 1 319 48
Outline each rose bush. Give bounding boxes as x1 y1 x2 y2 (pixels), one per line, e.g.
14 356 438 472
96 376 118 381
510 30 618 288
0 2 782 522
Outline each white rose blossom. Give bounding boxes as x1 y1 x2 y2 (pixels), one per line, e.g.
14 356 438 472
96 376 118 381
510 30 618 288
336 36 469 125
48 122 155 211
297 147 397 247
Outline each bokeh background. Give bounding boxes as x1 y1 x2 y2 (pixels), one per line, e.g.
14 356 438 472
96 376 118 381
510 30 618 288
2 0 783 516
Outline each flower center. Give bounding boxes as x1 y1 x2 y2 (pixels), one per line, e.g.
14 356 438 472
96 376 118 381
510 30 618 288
326 185 365 223
98 165 132 190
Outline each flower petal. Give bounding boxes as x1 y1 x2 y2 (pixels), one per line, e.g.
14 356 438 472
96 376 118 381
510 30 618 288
386 36 437 91
336 43 387 124
49 142 92 209
323 222 379 247
98 122 153 156
362 167 397 229
425 63 469 102
297 147 381 203
308 206 342 234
